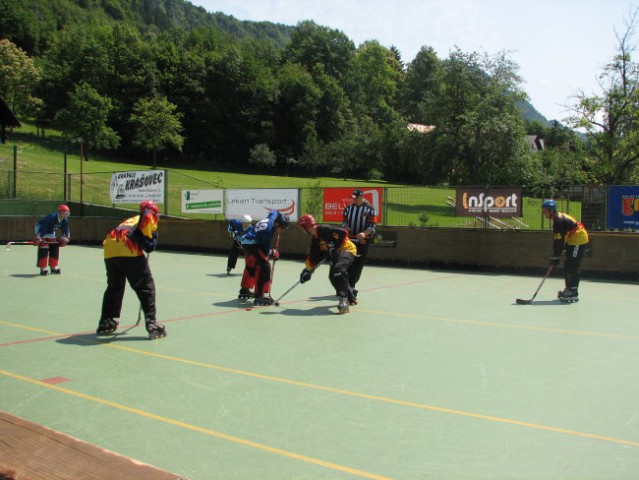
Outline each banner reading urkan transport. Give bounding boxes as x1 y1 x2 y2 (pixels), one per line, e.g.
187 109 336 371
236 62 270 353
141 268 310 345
225 189 298 221
455 187 522 217
110 170 165 204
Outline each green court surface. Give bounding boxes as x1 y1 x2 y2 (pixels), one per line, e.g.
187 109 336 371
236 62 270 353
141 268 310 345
1 244 638 480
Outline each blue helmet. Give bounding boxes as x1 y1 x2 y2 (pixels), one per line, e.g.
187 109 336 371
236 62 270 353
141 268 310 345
541 199 557 212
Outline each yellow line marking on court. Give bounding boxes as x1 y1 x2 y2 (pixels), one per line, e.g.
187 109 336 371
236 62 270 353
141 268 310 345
0 321 60 336
357 309 639 341
3 321 639 449
0 369 393 480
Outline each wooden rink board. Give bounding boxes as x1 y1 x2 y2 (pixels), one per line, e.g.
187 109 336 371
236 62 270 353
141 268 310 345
1 245 638 479
0 411 186 480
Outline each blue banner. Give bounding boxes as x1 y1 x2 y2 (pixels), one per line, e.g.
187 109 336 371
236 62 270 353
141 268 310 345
607 186 639 229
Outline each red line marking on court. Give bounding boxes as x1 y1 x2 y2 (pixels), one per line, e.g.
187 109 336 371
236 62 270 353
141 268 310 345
0 275 458 348
41 376 70 384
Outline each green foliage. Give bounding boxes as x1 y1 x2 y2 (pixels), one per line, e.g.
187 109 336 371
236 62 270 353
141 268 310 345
0 39 41 112
248 143 276 168
130 96 184 167
303 180 323 221
54 82 120 158
564 8 639 184
3 0 610 188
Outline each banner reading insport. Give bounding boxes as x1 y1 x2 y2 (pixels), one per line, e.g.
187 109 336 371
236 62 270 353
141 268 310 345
455 187 522 218
110 170 165 204
225 189 298 221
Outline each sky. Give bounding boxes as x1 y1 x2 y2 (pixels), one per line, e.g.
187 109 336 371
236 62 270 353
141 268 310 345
189 0 636 122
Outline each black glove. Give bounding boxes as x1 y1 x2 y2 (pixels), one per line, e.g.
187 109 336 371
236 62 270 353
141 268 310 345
143 232 158 253
300 268 312 284
550 256 560 266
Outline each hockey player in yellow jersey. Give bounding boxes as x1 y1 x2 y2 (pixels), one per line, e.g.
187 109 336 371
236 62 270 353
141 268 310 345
542 199 590 303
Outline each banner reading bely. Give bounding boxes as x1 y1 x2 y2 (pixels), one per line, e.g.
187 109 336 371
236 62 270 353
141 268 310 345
110 170 165 204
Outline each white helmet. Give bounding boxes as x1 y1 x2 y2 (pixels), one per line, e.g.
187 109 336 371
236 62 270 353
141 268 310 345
242 214 252 225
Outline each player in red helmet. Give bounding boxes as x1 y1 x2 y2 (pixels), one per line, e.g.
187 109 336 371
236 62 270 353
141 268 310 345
298 214 316 231
298 213 358 314
97 200 166 339
34 204 71 275
140 200 159 215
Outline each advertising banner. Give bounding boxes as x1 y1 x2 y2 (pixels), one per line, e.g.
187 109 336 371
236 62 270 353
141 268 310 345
607 186 639 229
455 187 522 217
322 187 384 223
110 170 165 204
225 189 298 220
181 189 224 214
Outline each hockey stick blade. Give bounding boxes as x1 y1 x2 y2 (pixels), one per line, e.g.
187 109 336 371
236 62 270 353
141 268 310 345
514 264 554 305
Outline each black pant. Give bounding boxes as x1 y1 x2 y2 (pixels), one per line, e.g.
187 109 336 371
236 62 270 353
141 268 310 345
227 240 242 270
564 244 587 289
101 255 156 321
349 242 369 289
329 251 356 296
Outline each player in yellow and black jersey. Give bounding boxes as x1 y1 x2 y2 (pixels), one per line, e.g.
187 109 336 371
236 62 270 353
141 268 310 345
542 199 590 302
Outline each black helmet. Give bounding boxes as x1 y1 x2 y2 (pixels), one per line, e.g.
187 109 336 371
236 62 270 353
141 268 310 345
276 212 290 229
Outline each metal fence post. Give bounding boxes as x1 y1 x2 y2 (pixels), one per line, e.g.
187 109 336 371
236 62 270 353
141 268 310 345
12 145 17 198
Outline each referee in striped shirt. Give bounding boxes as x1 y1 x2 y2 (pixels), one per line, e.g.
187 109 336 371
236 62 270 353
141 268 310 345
342 189 377 298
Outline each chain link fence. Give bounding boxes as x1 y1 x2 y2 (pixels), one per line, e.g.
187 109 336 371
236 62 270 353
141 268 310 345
0 163 608 230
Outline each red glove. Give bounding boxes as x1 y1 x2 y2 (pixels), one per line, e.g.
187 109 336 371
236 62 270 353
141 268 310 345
34 235 43 246
270 249 280 260
59 237 69 247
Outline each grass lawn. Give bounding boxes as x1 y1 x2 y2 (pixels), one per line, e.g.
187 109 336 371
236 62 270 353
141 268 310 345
0 122 561 228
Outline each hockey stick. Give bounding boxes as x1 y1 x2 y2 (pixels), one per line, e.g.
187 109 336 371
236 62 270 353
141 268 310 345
272 258 326 307
268 233 281 303
515 264 554 305
121 252 150 334
6 240 58 250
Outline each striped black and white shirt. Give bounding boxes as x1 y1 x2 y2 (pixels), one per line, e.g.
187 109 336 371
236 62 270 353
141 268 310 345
342 201 377 237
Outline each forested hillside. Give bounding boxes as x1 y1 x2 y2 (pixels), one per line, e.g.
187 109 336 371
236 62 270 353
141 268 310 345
4 0 635 188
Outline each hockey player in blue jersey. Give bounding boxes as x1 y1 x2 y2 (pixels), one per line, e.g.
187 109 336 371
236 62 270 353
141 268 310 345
34 204 71 275
226 214 252 275
238 210 290 305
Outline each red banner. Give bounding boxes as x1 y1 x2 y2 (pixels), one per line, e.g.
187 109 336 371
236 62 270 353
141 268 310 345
323 187 384 223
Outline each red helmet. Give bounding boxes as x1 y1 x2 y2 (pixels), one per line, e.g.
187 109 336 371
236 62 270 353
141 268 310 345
57 204 70 213
140 200 159 216
298 214 316 231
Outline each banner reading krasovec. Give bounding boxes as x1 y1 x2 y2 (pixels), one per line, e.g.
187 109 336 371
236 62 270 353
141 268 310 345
181 189 224 214
110 170 165 204
322 187 384 223
607 185 639 229
225 189 298 221
455 187 522 217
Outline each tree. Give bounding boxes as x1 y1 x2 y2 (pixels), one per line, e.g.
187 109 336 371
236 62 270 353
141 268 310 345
565 7 639 184
421 48 529 185
273 62 321 162
55 81 120 160
346 40 403 125
0 38 41 112
284 20 355 84
130 96 184 168
401 46 441 122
